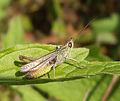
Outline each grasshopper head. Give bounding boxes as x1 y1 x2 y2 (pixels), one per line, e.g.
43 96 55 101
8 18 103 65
66 39 74 49
58 39 74 59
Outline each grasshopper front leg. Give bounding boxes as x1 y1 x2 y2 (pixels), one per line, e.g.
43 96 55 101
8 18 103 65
52 65 56 79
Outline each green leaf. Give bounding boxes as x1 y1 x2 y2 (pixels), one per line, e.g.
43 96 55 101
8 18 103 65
0 44 88 85
91 13 120 32
0 0 10 20
86 45 111 61
52 19 66 36
47 0 66 36
13 86 46 101
0 0 10 8
35 45 113 101
0 44 120 85
81 45 114 101
107 78 120 101
2 16 25 48
0 8 7 20
96 32 117 44
21 15 33 31
35 76 102 101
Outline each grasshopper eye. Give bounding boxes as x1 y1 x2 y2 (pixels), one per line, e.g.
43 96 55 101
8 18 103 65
68 42 72 48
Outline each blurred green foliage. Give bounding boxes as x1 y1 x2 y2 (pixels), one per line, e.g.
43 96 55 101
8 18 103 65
0 0 10 20
2 16 26 48
47 0 66 36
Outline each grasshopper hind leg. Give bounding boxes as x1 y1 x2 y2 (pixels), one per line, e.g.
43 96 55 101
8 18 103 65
53 65 56 79
19 55 38 63
50 64 57 79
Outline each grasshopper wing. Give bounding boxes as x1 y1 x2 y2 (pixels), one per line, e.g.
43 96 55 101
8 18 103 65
20 51 57 72
26 55 57 79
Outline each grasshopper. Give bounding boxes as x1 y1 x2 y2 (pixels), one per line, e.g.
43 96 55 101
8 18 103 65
19 39 85 79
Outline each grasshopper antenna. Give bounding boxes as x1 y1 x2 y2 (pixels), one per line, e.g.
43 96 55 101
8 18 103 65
77 17 96 34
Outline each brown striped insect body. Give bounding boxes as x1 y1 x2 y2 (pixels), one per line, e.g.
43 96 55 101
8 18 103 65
19 39 84 79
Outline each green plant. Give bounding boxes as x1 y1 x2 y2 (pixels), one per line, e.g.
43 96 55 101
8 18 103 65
0 1 120 101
